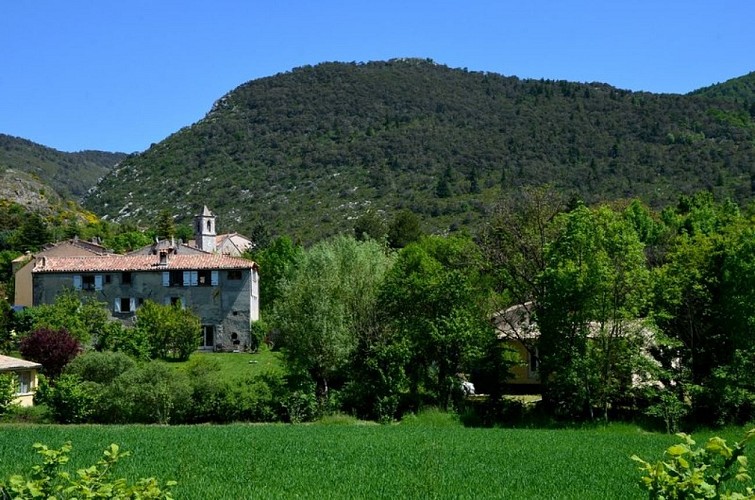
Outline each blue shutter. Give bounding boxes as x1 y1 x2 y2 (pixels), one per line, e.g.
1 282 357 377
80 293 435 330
211 270 219 286
162 272 170 287
190 271 198 287
94 275 103 291
183 271 191 287
73 275 82 290
114 298 121 313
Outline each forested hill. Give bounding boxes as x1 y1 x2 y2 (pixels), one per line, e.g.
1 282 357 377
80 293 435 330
689 71 755 106
0 134 126 200
83 59 755 242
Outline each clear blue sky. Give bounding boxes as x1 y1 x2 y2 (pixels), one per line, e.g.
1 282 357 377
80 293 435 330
1 1 753 153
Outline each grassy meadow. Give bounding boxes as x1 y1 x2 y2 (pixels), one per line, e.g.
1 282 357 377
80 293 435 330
4 417 752 499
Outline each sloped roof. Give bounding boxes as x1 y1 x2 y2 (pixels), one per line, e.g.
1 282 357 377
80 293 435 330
493 302 539 340
0 354 41 371
127 241 208 256
200 205 214 217
493 302 658 343
32 254 257 273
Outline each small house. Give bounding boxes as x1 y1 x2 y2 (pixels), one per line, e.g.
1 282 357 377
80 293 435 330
0 354 41 407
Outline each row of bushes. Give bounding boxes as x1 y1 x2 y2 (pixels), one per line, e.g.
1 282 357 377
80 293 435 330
35 351 320 425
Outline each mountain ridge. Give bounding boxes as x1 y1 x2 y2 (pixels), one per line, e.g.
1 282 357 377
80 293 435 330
34 60 755 242
0 133 126 201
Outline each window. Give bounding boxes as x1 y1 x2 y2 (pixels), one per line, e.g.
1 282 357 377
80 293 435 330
528 348 540 378
201 325 215 348
172 271 183 287
163 270 218 287
16 371 32 394
165 296 185 308
183 270 198 287
105 275 112 284
198 270 211 286
114 297 136 314
120 297 131 312
122 272 132 284
197 270 219 286
227 270 242 280
82 275 95 291
75 274 103 291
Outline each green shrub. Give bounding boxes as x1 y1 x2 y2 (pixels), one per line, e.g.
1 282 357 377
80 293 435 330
38 373 99 424
105 361 193 424
64 350 137 384
188 376 235 423
632 428 755 499
94 321 151 360
281 380 318 424
0 441 176 499
0 403 51 423
401 408 461 427
0 373 16 415
135 301 201 361
703 350 755 426
643 389 689 434
249 319 268 352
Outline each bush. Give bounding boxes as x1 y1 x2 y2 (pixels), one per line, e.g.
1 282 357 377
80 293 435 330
0 373 17 415
19 328 81 379
0 442 176 499
235 372 287 422
64 350 136 385
0 403 51 424
38 373 99 424
105 361 193 424
94 321 151 360
281 379 318 424
135 301 201 361
701 350 755 426
189 370 287 423
249 319 268 353
642 389 689 434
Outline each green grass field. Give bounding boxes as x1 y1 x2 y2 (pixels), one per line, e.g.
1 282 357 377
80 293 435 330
4 419 751 499
177 349 286 380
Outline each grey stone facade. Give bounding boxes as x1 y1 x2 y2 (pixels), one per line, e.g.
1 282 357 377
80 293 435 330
32 253 259 352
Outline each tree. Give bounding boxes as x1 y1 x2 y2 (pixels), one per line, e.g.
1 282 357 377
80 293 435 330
537 204 651 420
10 212 51 253
249 236 303 313
380 235 493 410
19 327 81 379
650 194 743 423
135 301 201 361
353 210 387 243
155 209 176 240
479 185 566 362
387 210 422 249
15 290 110 345
272 236 393 406
0 297 14 354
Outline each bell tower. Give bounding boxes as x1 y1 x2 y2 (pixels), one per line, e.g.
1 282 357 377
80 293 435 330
195 205 217 253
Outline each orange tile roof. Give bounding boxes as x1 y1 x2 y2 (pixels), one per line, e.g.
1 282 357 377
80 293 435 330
32 254 256 273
